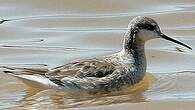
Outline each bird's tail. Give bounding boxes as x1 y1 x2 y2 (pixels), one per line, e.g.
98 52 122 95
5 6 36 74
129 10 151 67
1 66 58 89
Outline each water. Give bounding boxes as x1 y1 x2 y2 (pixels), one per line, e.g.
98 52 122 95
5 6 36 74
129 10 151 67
0 0 195 109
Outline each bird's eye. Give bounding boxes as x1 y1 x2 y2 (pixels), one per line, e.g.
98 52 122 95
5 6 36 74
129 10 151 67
146 24 156 31
138 24 156 31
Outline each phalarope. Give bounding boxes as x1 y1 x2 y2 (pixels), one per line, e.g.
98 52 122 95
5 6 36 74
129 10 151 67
2 16 192 93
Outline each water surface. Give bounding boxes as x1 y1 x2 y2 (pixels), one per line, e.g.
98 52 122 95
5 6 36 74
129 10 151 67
0 0 195 110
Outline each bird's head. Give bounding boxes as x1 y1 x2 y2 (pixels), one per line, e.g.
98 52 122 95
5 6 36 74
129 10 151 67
125 16 192 50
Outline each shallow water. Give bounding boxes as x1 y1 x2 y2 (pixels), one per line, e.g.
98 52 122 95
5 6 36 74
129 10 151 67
0 0 195 110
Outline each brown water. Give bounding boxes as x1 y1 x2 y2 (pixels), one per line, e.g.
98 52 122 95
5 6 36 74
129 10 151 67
0 0 195 110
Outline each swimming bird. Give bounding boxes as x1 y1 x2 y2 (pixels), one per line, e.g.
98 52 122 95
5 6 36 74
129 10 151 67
2 16 192 93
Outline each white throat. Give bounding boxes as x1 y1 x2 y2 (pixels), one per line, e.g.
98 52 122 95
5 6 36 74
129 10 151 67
137 30 159 41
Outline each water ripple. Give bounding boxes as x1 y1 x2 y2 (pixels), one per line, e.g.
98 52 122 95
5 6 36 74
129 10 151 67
146 72 195 101
0 45 115 52
2 4 195 21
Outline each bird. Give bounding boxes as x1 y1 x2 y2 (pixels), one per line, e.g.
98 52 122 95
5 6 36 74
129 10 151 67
2 16 192 93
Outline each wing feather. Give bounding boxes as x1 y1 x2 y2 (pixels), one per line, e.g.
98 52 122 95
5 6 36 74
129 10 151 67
45 58 116 80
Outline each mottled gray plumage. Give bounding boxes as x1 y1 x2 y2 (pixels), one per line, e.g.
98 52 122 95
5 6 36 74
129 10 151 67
2 16 191 93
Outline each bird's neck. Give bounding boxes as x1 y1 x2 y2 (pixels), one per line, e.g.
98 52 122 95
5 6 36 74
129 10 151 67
121 31 147 73
122 28 145 55
123 37 145 54
122 37 146 65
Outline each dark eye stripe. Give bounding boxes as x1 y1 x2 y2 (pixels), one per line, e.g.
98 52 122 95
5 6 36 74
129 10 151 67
137 24 156 31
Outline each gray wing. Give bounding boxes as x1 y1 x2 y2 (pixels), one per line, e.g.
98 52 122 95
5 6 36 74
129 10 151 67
46 58 135 92
46 58 116 79
45 58 121 91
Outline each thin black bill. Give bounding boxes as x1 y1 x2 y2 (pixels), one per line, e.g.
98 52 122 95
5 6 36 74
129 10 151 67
160 33 192 50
